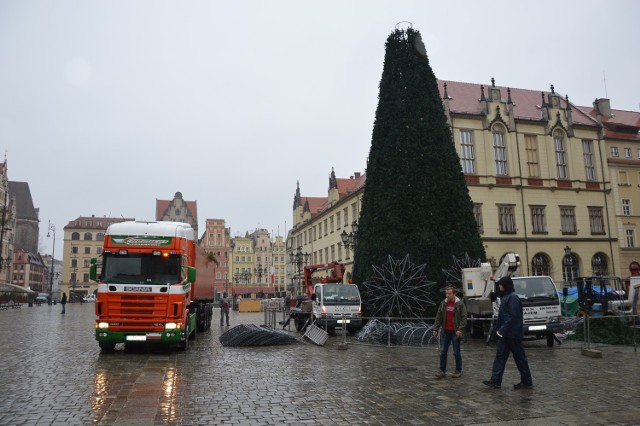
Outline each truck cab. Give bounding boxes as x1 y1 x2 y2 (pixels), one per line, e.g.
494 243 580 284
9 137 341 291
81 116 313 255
312 283 362 334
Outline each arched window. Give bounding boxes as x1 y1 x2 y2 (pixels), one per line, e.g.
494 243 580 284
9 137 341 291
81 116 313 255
71 232 80 240
84 232 93 241
554 130 568 179
531 253 551 276
591 253 608 276
562 251 579 284
492 124 508 176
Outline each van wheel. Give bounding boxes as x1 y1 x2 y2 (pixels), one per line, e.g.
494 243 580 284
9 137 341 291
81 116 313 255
546 333 554 347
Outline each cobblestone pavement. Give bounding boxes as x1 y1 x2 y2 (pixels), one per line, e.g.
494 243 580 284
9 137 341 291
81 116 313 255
1 303 638 425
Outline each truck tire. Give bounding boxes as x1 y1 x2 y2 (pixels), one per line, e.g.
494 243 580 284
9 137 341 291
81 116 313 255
471 320 484 338
178 328 189 351
99 342 116 351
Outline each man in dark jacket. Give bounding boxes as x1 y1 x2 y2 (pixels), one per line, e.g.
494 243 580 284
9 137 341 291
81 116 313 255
433 286 467 378
483 276 533 389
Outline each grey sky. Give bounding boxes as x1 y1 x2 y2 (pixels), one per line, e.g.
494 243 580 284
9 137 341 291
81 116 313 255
1 0 638 257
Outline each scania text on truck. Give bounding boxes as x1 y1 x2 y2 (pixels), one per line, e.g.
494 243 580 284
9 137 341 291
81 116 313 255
90 221 216 350
461 253 563 347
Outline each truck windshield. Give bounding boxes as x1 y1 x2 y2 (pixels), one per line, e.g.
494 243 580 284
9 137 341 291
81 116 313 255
513 277 559 301
321 284 360 304
101 253 181 285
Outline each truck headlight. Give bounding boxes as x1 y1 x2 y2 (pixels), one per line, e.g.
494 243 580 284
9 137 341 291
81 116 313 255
97 322 109 329
165 323 177 330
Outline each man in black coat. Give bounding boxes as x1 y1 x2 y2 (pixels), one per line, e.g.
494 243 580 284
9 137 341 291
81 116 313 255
483 276 533 389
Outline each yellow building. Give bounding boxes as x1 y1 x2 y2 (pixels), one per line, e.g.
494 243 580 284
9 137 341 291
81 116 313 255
581 99 640 277
288 79 628 287
61 215 133 301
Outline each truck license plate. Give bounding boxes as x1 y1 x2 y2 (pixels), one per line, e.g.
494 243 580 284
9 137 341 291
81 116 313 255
337 319 351 324
126 335 147 341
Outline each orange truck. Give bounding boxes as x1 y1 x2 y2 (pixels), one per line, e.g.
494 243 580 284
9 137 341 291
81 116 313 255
90 221 216 350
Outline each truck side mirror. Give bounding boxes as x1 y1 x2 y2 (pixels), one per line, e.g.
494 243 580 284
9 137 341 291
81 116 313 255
490 291 497 302
187 266 196 283
89 258 97 281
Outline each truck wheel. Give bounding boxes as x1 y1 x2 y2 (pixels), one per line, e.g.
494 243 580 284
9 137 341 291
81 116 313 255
99 342 116 351
546 333 554 347
471 320 484 338
179 329 189 351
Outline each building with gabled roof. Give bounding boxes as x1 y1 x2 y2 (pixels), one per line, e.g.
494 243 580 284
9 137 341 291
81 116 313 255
156 192 198 236
579 99 640 276
8 181 39 254
288 78 626 290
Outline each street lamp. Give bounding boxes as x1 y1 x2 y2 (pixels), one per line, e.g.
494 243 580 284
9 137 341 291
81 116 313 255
46 221 56 305
340 220 359 250
563 245 573 285
289 246 309 296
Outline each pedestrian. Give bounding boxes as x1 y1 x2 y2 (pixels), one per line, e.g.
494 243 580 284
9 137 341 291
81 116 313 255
483 276 533 390
60 292 67 314
433 285 467 378
219 291 230 326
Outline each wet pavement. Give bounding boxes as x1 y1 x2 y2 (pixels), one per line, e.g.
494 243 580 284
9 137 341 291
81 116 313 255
0 303 638 425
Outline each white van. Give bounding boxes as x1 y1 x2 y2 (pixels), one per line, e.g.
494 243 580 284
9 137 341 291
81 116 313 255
83 294 96 303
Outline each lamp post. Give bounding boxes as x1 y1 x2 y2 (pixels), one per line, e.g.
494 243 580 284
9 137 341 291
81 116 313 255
340 220 359 251
563 245 573 286
288 246 309 296
46 221 56 305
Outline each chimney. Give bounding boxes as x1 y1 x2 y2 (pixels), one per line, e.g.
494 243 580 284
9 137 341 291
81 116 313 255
594 98 612 118
354 172 361 179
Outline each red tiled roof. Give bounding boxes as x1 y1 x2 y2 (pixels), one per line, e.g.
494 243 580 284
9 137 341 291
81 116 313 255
437 80 597 127
602 109 640 128
302 196 328 215
64 216 134 230
579 106 640 142
336 174 366 197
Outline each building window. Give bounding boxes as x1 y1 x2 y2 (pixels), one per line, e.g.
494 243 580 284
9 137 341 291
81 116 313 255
71 259 78 268
338 244 342 261
582 140 596 181
83 273 89 282
343 207 349 226
624 147 632 158
473 204 483 234
84 247 91 254
637 148 640 159
560 207 577 234
97 247 103 254
459 130 476 174
498 205 516 234
324 219 328 236
83 259 90 268
619 171 629 185
626 229 636 248
531 253 550 276
330 216 334 233
84 232 92 241
525 135 540 177
622 199 632 216
72 232 80 240
554 130 568 179
591 253 608 276
336 212 341 229
530 206 547 234
492 126 508 176
611 147 619 157
588 207 605 234
72 246 79 254
351 203 357 223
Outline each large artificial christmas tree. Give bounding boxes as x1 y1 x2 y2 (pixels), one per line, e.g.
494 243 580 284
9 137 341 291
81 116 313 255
353 27 485 316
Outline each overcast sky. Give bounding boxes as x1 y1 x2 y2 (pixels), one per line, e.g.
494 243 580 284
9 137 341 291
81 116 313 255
1 0 638 257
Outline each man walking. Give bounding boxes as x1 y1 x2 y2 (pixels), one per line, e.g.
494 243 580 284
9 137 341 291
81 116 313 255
483 276 533 389
433 286 467 378
219 291 230 326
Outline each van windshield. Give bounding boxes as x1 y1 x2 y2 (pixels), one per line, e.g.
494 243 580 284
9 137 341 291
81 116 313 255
321 284 360 304
101 253 181 285
513 277 559 301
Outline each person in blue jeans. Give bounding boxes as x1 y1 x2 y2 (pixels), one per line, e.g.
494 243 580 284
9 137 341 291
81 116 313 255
483 276 533 390
433 286 467 378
